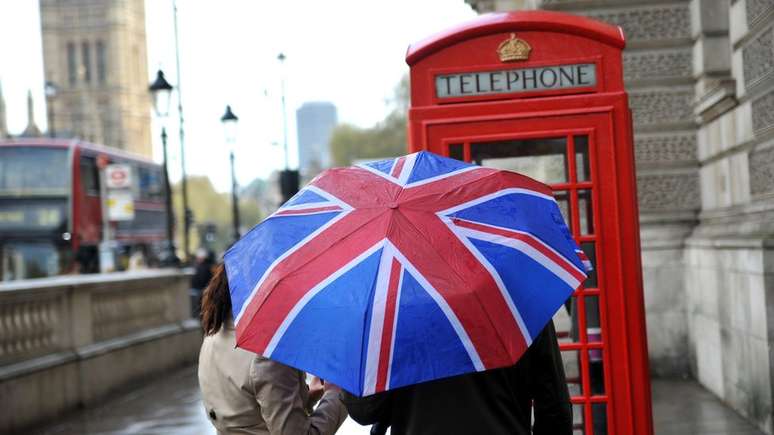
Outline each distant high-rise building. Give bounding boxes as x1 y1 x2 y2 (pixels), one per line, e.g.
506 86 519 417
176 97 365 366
296 101 337 177
39 0 152 156
0 81 7 139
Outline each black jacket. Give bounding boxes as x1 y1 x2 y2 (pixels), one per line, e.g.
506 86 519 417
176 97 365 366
341 321 572 435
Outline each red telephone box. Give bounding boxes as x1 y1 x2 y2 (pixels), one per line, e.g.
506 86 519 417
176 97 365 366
406 11 652 435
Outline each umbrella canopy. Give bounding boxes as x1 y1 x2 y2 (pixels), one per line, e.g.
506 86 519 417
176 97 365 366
225 151 590 397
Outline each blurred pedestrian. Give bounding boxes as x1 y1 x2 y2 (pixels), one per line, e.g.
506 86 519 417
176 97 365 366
342 321 572 435
127 246 147 270
190 247 215 318
198 264 348 435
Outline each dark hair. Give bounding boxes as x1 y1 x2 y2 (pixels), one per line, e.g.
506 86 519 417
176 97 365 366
201 263 232 335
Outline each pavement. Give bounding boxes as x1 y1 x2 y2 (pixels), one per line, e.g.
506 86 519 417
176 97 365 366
651 379 765 435
32 366 764 435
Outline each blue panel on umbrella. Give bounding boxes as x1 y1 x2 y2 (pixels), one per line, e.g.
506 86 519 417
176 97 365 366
447 193 583 272
470 238 574 340
225 211 342 320
269 247 383 396
389 270 475 390
361 159 395 175
285 189 327 207
407 151 473 184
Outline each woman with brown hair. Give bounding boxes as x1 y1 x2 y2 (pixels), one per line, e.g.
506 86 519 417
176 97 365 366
198 264 348 435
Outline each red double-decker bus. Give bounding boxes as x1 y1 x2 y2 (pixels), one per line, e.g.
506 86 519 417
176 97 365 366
0 138 169 280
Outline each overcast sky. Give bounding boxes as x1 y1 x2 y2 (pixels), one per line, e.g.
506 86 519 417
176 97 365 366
0 0 477 191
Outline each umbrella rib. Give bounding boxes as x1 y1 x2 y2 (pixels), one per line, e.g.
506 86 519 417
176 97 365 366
401 169 500 204
391 209 514 365
252 210 388 317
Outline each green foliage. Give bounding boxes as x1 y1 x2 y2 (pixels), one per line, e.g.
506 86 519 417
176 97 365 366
329 75 410 167
172 175 262 256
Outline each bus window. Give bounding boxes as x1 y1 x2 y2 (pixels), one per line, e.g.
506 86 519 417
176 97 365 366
0 147 69 194
137 166 164 201
0 242 62 280
80 156 100 196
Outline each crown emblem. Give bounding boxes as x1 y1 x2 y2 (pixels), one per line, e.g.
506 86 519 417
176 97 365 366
497 33 531 62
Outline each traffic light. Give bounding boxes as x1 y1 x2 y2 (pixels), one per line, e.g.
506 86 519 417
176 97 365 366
279 169 299 204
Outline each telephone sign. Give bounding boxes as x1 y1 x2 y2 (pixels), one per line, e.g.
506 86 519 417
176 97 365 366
435 63 596 98
407 11 652 435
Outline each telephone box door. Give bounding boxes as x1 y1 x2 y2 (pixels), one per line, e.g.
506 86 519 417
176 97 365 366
424 108 639 435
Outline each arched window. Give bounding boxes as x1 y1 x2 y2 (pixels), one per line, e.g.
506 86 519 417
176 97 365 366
81 41 91 83
97 40 107 84
67 42 77 86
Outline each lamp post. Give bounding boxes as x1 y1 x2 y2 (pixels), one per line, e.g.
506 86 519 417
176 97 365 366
44 81 59 138
148 69 180 265
221 105 240 242
276 53 299 204
277 52 289 170
172 0 192 263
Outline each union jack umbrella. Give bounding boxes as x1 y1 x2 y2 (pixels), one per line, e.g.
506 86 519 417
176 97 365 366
225 151 590 397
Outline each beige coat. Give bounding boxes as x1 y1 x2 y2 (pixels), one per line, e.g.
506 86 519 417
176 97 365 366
198 323 348 435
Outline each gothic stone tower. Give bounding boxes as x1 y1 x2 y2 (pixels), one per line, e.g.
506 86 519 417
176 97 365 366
40 0 152 157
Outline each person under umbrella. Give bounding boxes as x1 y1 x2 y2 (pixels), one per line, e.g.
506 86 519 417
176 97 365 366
343 320 571 435
197 264 348 435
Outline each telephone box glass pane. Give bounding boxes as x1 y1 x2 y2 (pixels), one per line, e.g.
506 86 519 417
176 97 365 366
578 189 594 235
554 190 572 229
566 295 600 345
592 403 608 434
471 137 568 184
554 299 573 343
580 242 597 288
448 143 464 161
573 404 585 435
572 404 586 435
575 135 591 182
585 295 602 342
589 345 605 395
562 349 584 397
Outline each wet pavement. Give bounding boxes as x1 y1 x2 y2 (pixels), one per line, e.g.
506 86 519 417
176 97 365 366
651 379 764 435
31 365 372 435
32 366 764 435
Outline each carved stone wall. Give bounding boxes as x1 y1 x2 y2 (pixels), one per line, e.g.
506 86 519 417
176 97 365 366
629 89 695 127
750 145 774 196
584 4 691 43
635 133 697 165
637 173 701 211
742 25 774 90
752 88 774 135
746 0 774 28
623 48 693 82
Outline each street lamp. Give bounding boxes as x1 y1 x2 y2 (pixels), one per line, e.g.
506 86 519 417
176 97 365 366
172 0 192 263
44 81 59 138
277 52 289 170
221 105 240 242
276 53 299 204
148 69 179 265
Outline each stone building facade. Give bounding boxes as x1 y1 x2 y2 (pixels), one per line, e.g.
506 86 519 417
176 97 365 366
463 0 774 432
39 0 152 157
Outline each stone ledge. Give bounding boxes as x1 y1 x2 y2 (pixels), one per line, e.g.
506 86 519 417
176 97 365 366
695 79 738 124
0 269 192 294
0 352 77 381
686 236 774 249
0 320 199 382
